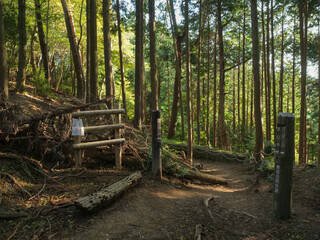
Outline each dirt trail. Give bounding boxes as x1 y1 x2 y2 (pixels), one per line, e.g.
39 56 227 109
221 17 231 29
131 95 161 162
69 160 320 240
70 161 267 240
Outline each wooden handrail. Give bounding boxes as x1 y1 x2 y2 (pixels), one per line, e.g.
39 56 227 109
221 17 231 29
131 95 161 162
73 138 125 150
84 124 125 133
72 109 125 117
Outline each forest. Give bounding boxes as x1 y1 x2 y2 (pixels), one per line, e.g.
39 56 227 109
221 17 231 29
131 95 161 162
0 0 319 163
1 0 320 239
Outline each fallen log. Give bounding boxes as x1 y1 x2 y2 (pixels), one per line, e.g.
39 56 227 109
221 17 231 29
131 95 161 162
0 211 28 220
165 142 246 163
185 170 228 185
74 171 142 212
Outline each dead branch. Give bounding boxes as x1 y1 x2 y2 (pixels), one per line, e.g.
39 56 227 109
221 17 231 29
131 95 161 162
1 172 32 198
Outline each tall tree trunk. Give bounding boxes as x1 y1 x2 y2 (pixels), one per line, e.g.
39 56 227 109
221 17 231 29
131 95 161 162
251 0 264 162
278 9 284 113
134 0 143 128
271 0 276 140
212 30 217 147
149 0 158 111
116 0 127 114
185 0 193 162
0 0 8 100
167 61 171 124
299 0 308 164
265 0 271 141
35 0 50 85
196 0 202 145
217 0 230 150
89 0 98 102
103 0 114 109
318 8 320 164
237 29 241 131
292 16 296 114
242 0 246 134
86 0 90 102
61 0 85 100
16 0 27 93
206 15 210 146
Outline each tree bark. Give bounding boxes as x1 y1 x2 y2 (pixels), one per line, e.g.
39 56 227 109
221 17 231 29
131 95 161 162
212 30 217 147
185 0 193 162
251 0 264 162
89 0 98 102
0 0 8 100
30 25 37 76
16 0 27 93
265 0 271 141
298 0 307 164
35 0 50 85
196 0 202 145
134 0 144 129
86 0 90 102
292 16 296 114
271 0 276 140
242 0 246 134
116 0 127 115
206 15 210 146
149 0 158 111
167 0 184 139
217 0 230 150
103 0 114 109
278 9 284 113
61 0 85 100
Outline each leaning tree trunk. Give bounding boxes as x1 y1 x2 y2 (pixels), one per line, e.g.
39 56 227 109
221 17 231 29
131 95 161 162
251 0 264 162
61 0 85 100
16 0 27 93
0 0 8 100
35 0 50 85
217 0 230 150
103 0 114 109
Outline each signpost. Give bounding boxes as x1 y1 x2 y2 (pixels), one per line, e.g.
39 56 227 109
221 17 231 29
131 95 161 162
151 110 162 179
273 113 295 219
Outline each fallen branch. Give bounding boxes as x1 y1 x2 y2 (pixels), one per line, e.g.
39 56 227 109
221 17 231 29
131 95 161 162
75 171 142 212
1 172 32 198
194 224 202 240
233 210 258 219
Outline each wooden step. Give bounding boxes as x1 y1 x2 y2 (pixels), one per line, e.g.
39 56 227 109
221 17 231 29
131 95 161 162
72 109 125 117
73 138 125 150
84 124 125 133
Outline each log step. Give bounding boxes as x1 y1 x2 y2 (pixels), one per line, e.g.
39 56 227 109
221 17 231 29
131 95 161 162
74 171 142 212
73 138 125 150
72 109 125 117
84 124 125 133
186 170 228 185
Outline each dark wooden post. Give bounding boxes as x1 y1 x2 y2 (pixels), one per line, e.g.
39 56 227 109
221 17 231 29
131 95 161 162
273 113 295 219
152 110 162 178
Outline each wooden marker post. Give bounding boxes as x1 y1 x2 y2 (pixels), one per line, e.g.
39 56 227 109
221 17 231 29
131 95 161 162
115 103 122 169
151 110 162 179
273 113 295 219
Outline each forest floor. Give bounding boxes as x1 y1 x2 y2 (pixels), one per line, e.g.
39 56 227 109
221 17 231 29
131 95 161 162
1 84 320 239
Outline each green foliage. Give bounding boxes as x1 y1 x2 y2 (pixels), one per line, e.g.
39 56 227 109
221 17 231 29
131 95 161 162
162 146 190 178
33 71 53 98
